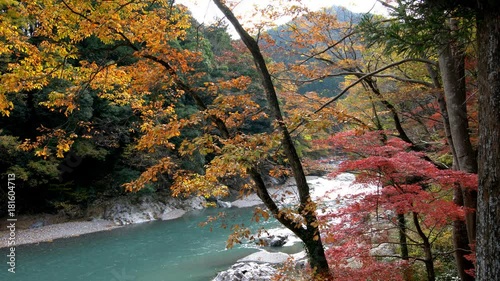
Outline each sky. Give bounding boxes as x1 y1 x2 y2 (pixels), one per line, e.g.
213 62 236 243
177 0 388 36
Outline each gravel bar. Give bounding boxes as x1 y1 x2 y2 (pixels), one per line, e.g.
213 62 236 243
0 220 121 248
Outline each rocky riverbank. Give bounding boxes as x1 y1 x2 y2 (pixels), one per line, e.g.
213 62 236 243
0 194 206 248
87 194 206 225
0 183 273 249
0 165 342 251
212 250 308 281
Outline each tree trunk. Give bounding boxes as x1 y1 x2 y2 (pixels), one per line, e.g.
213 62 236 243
426 60 474 280
362 76 414 144
248 168 330 278
476 2 500 280
413 212 436 281
453 187 475 281
397 213 413 281
438 22 477 280
213 0 331 278
398 213 409 260
438 22 477 174
438 30 478 244
370 95 385 132
424 63 457 166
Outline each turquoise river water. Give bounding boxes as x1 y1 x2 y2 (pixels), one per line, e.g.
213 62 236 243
1 207 301 281
1 175 365 281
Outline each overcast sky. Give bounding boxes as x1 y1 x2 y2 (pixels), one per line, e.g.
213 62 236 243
178 0 387 35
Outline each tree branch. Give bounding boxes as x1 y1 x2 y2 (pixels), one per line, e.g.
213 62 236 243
289 58 436 134
299 31 357 65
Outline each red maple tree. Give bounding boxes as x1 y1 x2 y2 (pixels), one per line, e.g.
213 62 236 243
316 131 477 280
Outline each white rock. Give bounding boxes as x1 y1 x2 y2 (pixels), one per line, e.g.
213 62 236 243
160 209 186 220
369 243 396 256
291 250 307 261
184 196 206 210
90 194 206 225
231 197 263 208
216 199 232 208
237 250 290 264
212 262 276 281
261 228 302 246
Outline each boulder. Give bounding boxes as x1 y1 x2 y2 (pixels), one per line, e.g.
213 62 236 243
57 203 85 219
270 235 287 247
216 199 232 208
237 250 290 264
159 209 186 220
184 196 206 210
231 195 263 208
212 262 276 281
253 228 301 247
29 220 46 229
256 235 288 247
369 243 396 257
291 251 308 269
87 194 206 225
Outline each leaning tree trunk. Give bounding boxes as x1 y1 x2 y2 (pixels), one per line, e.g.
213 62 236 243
476 2 500 280
212 0 331 279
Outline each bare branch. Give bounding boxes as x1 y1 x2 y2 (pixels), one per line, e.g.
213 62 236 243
370 74 434 87
289 58 436 134
299 31 357 65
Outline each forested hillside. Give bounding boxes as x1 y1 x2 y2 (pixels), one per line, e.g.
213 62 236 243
0 3 268 215
265 5 369 97
1 0 499 280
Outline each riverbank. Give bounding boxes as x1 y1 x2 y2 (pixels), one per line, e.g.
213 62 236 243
0 163 340 249
0 219 120 248
0 170 364 281
0 200 246 249
0 185 280 249
0 194 206 248
0 206 291 281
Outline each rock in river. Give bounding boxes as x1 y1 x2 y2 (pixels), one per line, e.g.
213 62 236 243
216 199 232 208
237 250 290 264
256 235 288 247
212 262 276 281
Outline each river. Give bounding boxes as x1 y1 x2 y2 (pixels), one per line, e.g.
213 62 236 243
1 207 292 281
2 174 367 281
